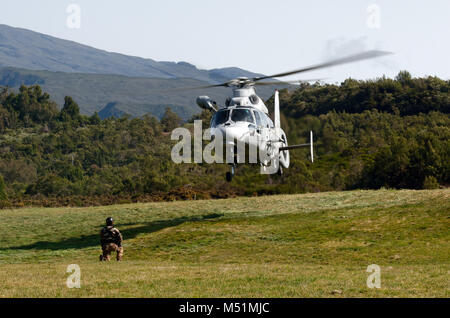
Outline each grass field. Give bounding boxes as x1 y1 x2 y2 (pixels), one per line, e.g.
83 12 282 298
0 189 449 297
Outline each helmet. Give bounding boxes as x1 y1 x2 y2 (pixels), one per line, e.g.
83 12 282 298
106 217 114 226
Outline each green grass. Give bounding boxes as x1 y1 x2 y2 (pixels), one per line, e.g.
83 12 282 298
0 189 449 297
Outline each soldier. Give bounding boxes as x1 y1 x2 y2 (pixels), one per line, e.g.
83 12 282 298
100 217 123 261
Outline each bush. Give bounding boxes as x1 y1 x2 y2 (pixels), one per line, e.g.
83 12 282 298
423 176 439 189
0 174 6 201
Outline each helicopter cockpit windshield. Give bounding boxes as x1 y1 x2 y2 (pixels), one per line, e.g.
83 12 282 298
231 109 254 123
211 109 230 127
211 108 256 127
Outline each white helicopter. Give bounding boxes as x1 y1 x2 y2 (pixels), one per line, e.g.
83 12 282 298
182 50 391 181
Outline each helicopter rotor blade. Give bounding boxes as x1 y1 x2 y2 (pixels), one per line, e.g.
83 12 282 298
157 50 392 92
253 50 392 82
161 82 229 92
253 78 325 86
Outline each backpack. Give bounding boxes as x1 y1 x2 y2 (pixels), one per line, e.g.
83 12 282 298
101 226 119 245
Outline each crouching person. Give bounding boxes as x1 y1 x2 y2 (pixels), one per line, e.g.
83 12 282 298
100 217 123 261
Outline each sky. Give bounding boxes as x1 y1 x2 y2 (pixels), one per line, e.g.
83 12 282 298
1 0 449 83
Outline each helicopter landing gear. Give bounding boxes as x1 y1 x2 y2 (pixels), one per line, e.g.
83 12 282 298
277 165 283 176
226 165 235 182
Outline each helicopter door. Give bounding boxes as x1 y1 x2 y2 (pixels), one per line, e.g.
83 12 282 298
253 110 262 131
254 110 270 154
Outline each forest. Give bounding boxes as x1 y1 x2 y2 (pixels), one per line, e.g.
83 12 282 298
0 71 448 207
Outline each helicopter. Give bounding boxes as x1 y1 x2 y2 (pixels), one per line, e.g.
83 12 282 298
178 50 391 181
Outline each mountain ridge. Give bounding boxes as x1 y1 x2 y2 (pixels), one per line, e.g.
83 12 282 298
0 24 277 119
0 24 264 82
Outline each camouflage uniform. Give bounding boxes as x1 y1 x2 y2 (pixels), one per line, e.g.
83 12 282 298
100 226 123 261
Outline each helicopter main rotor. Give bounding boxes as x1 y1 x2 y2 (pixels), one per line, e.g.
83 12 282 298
170 50 392 91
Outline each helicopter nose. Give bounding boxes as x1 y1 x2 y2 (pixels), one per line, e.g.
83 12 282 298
212 126 239 142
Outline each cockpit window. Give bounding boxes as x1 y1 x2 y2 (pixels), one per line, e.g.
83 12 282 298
259 112 273 128
253 110 262 126
211 109 230 127
231 109 254 123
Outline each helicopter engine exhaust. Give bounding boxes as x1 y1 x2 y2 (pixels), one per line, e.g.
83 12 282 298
196 96 218 112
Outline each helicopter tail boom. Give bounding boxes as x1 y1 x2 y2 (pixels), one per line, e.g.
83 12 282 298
279 131 314 163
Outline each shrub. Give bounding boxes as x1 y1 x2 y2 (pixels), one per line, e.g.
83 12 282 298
423 176 439 189
0 174 6 201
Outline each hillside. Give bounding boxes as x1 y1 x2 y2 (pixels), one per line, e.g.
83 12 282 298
0 74 449 208
0 24 278 118
0 24 263 82
0 67 275 118
0 189 448 297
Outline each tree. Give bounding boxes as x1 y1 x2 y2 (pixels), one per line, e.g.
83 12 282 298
395 70 412 85
89 112 101 125
188 110 212 130
423 176 439 189
60 96 81 121
0 174 7 201
160 107 182 132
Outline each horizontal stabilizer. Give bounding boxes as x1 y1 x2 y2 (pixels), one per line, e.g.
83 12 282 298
279 143 310 151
